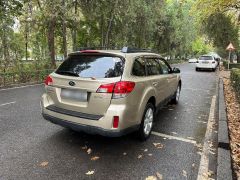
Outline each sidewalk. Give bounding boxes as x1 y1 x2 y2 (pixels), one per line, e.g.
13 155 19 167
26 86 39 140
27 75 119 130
218 70 240 179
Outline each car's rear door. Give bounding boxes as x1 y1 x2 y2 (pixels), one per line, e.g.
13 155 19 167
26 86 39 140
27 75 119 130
46 53 124 116
157 59 178 98
144 57 168 105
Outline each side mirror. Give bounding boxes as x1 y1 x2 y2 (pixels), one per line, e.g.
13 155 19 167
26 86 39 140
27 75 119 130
172 67 180 73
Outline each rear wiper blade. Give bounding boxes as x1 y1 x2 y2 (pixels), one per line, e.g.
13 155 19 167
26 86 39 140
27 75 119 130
57 71 79 77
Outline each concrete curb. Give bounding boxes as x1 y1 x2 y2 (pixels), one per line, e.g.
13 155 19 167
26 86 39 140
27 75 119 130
217 78 233 180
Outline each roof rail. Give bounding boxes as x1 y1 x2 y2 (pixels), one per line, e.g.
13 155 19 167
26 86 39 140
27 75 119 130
121 47 152 53
79 47 119 51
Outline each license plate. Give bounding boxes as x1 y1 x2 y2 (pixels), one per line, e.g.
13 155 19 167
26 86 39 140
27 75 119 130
202 61 209 64
61 89 88 102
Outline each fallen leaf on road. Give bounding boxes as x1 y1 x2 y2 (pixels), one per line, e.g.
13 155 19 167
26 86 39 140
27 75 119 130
171 132 178 135
153 143 164 149
87 148 92 154
197 152 202 156
187 137 194 140
40 161 49 167
148 154 153 156
123 152 127 156
138 154 143 159
144 149 148 152
192 163 195 167
86 170 94 175
182 170 187 177
145 176 157 180
82 146 87 150
156 172 163 179
91 156 100 161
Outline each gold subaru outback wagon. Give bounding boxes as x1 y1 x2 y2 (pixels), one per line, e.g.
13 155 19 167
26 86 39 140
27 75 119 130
41 47 181 140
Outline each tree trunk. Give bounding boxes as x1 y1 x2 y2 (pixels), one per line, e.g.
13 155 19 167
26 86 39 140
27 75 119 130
47 18 56 68
62 0 67 58
104 1 118 48
237 51 240 63
72 0 78 51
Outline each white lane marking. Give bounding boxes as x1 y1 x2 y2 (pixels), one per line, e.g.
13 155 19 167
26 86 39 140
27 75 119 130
0 101 16 107
182 88 211 92
0 84 43 91
152 131 197 144
197 95 216 180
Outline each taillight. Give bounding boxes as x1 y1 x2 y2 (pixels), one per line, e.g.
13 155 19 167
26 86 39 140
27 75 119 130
45 75 53 86
113 81 135 99
96 83 115 93
96 81 135 99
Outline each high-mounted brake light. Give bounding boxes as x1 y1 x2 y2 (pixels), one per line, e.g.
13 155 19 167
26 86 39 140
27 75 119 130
80 50 99 53
45 75 53 86
96 81 135 99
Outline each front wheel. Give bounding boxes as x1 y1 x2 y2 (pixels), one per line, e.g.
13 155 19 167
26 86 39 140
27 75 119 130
171 84 181 104
138 103 155 141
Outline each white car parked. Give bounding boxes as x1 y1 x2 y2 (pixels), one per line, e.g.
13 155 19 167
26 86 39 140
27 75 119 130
196 55 218 71
188 58 198 63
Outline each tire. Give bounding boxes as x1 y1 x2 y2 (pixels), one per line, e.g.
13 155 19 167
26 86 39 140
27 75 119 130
171 84 181 104
196 68 199 71
138 103 155 141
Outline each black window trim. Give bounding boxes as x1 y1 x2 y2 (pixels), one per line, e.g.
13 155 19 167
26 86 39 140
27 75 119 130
131 55 173 77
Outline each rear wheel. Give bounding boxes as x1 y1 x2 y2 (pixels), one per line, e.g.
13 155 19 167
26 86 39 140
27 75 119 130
138 103 155 141
196 68 199 71
171 84 181 104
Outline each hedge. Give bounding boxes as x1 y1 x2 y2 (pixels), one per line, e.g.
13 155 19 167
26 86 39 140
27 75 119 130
223 60 240 69
230 68 240 101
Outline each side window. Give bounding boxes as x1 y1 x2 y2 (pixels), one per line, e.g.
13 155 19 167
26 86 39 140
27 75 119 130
158 59 171 74
132 58 146 76
145 58 161 76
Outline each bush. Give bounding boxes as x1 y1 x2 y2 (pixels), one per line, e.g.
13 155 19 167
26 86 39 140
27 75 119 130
223 60 228 69
222 60 240 69
231 68 240 100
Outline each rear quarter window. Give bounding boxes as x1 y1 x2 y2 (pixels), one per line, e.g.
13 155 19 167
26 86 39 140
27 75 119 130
132 58 146 76
56 55 124 78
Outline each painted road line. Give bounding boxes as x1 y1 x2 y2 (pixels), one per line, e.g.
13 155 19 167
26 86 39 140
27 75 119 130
182 88 212 92
0 84 43 92
0 101 16 107
197 95 216 180
152 131 197 144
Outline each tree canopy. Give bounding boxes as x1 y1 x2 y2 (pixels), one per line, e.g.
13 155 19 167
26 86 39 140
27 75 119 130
0 0 239 70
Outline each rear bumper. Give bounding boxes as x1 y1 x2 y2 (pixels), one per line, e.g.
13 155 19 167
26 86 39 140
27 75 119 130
40 93 140 137
42 113 139 137
196 64 216 69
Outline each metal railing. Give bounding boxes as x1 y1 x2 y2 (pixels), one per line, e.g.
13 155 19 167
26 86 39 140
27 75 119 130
0 69 54 88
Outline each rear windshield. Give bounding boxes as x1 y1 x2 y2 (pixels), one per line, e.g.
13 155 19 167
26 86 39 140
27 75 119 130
199 56 213 60
56 55 124 78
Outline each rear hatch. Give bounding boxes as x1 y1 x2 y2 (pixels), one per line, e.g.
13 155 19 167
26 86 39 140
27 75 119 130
198 56 214 64
46 53 125 116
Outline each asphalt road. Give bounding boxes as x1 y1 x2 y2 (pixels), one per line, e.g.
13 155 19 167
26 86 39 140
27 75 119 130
0 63 218 180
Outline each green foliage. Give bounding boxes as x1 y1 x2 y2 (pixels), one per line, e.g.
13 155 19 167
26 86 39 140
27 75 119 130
231 68 240 101
191 37 213 55
202 13 239 57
